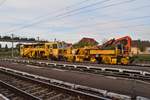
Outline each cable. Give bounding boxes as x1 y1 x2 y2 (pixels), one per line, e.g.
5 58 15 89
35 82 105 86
8 0 137 33
82 23 150 34
30 0 93 21
11 2 149 35
41 4 150 30
73 15 150 30
5 0 141 32
10 0 137 32
72 23 150 38
57 0 137 19
4 0 94 34
6 0 112 33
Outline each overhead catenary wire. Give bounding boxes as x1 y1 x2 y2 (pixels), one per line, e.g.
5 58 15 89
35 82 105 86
29 0 93 21
7 0 138 33
7 0 139 33
40 4 150 30
46 0 145 27
75 23 150 35
3 0 94 34
69 23 150 41
35 14 150 33
5 0 149 37
71 15 150 30
5 0 113 33
1 0 91 31
53 0 137 19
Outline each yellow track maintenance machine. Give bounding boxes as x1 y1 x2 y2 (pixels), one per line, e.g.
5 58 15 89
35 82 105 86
20 36 132 65
63 36 132 65
89 36 131 64
20 42 66 60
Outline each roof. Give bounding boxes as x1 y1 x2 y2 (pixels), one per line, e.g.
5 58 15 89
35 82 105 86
132 40 150 48
79 37 98 43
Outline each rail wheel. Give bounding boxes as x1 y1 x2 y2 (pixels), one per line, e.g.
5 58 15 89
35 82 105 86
102 56 111 64
121 57 129 65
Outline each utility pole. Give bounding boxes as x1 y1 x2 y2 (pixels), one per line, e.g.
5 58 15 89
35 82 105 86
37 36 39 42
11 34 14 58
54 38 56 42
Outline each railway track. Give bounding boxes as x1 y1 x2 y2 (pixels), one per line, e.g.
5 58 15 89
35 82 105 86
0 59 150 99
17 57 150 68
1 65 139 100
0 66 112 100
0 84 25 100
1 66 148 100
1 58 150 83
3 58 150 72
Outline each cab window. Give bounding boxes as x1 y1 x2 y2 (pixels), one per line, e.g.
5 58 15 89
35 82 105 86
53 44 58 49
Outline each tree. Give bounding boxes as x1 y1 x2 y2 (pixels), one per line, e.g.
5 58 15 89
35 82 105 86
73 38 98 48
137 39 144 52
28 38 35 41
5 44 9 51
16 44 21 51
14 37 20 40
3 36 11 40
21 38 28 41
0 44 1 52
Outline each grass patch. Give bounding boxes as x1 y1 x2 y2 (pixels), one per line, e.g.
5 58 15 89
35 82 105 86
0 49 19 57
132 54 150 62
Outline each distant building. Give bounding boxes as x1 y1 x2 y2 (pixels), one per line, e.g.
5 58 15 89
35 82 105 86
79 37 98 44
73 37 98 48
142 47 150 54
131 47 140 55
62 41 72 48
131 40 150 55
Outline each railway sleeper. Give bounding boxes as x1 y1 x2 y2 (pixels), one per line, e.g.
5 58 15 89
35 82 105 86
27 87 44 94
0 80 41 100
5 59 150 78
145 73 150 77
0 65 149 99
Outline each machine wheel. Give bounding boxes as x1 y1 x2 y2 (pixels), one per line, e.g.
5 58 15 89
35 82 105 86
102 56 111 64
121 57 129 65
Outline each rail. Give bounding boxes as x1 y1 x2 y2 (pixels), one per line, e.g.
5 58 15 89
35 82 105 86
0 66 112 100
1 58 150 82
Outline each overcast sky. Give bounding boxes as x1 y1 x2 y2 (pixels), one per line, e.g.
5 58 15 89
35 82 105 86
0 0 150 43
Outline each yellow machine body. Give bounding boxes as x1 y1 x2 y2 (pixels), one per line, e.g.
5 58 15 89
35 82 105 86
89 48 130 64
20 36 131 65
63 47 91 62
20 42 65 60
